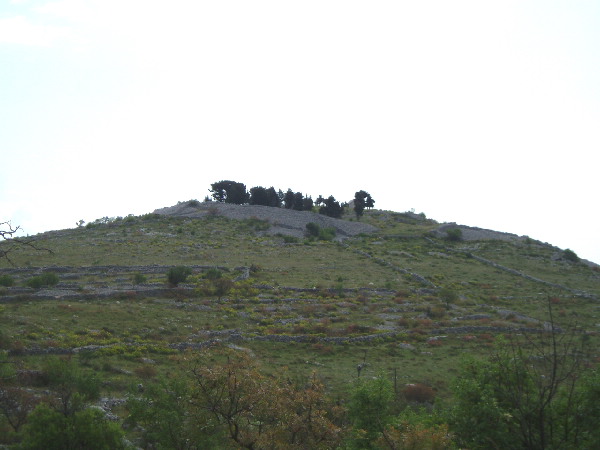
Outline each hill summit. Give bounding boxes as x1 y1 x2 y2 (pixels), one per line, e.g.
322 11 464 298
153 200 378 240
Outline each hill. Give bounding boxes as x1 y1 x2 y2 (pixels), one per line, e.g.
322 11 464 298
1 202 599 446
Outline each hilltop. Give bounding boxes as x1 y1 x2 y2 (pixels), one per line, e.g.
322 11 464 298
153 200 378 239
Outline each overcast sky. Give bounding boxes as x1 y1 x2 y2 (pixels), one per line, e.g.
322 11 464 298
1 1 599 263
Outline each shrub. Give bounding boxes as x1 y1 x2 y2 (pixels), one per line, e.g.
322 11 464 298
438 287 459 308
0 274 14 287
347 375 394 447
166 266 192 286
306 222 320 237
134 365 158 379
402 383 436 403
306 222 336 241
132 272 147 285
19 404 126 450
445 227 463 242
318 227 336 241
26 272 59 289
563 248 580 262
203 267 222 280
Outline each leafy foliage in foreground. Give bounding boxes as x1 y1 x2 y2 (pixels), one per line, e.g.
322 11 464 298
128 347 343 449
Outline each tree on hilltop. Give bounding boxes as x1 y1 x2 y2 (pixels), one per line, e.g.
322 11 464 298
319 196 343 218
302 196 314 211
283 189 295 209
209 180 249 204
249 186 283 207
353 190 375 220
292 192 304 211
249 186 269 206
267 187 281 207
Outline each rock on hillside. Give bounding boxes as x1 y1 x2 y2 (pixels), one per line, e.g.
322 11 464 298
153 201 377 239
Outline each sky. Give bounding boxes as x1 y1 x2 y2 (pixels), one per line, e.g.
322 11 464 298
1 1 599 263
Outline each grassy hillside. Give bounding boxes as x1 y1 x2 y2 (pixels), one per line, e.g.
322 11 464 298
1 204 599 445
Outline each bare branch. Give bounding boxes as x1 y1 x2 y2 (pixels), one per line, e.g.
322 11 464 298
0 220 53 265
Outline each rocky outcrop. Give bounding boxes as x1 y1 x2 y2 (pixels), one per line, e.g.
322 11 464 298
153 201 377 240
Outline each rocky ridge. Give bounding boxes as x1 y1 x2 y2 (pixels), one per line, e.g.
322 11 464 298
153 201 378 239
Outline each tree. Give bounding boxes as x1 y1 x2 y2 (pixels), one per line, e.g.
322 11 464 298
189 347 341 449
319 196 343 218
303 196 314 211
347 375 394 449
127 376 222 449
1 220 52 265
249 186 269 206
209 180 249 204
353 190 375 220
283 188 295 209
353 191 367 220
267 187 281 208
293 192 304 211
448 305 599 449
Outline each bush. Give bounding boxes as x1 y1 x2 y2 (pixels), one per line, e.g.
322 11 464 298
306 222 320 237
347 375 394 448
166 266 192 286
203 267 222 280
0 274 14 287
318 227 336 241
305 222 336 241
445 228 463 242
563 248 580 262
402 383 436 403
132 273 147 285
19 404 126 450
26 272 59 289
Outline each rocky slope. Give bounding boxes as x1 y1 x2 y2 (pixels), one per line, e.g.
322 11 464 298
153 201 378 239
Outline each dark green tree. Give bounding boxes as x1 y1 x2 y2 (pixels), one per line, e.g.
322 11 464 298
267 187 281 207
353 191 367 219
319 196 343 218
292 192 304 211
283 189 295 209
209 180 249 204
353 190 375 220
249 186 269 206
302 196 314 211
